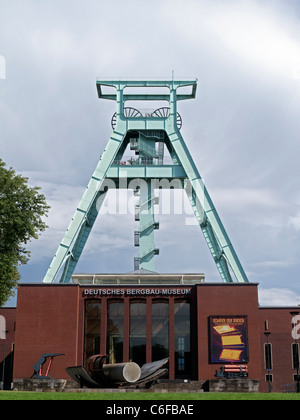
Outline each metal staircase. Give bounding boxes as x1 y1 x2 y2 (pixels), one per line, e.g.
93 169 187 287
131 130 161 271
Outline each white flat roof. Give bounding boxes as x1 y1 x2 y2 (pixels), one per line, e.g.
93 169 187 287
72 272 205 286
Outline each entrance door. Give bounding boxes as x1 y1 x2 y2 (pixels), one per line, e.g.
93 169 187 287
107 300 124 364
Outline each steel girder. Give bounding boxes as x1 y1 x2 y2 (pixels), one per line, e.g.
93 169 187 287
169 128 247 283
42 131 125 284
42 79 248 283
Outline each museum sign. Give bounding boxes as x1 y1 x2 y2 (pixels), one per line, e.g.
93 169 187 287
83 287 192 297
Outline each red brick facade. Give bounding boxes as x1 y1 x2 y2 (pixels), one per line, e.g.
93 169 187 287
1 281 299 392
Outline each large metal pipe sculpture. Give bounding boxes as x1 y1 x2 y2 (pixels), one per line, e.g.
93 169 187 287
102 362 141 383
66 355 168 388
86 355 141 383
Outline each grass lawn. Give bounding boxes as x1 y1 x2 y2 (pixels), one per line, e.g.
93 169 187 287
0 391 300 400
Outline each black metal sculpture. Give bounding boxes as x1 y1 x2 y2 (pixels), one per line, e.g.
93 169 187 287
32 353 65 379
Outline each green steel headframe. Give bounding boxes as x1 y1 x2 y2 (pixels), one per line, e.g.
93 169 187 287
42 78 248 284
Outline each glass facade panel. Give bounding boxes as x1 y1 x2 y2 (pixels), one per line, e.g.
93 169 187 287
107 300 124 364
152 300 169 361
292 343 299 370
85 301 101 361
174 300 191 377
130 300 147 366
264 343 273 370
84 296 191 377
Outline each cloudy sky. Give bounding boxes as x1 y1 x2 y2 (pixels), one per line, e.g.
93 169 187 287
1 0 300 307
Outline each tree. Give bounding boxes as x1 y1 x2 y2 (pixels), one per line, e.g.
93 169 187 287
0 159 50 306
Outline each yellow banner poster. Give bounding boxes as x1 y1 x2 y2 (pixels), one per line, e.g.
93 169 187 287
209 316 248 363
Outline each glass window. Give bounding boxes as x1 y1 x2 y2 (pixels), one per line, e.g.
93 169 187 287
107 300 124 364
130 300 146 367
85 301 101 362
292 343 299 370
152 300 169 362
264 343 272 370
265 373 273 383
174 300 191 377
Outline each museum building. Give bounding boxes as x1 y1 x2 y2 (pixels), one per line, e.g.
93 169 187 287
0 272 299 393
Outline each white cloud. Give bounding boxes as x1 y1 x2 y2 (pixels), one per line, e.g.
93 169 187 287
161 0 300 83
212 187 284 211
209 7 300 81
259 287 300 307
253 260 296 269
289 213 300 231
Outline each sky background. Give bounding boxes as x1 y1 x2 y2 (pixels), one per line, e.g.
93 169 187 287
1 0 300 306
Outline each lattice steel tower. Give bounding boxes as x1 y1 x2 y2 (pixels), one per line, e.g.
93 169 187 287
43 79 248 283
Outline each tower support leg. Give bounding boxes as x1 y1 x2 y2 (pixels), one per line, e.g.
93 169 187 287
59 190 107 283
42 132 124 283
169 129 248 283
